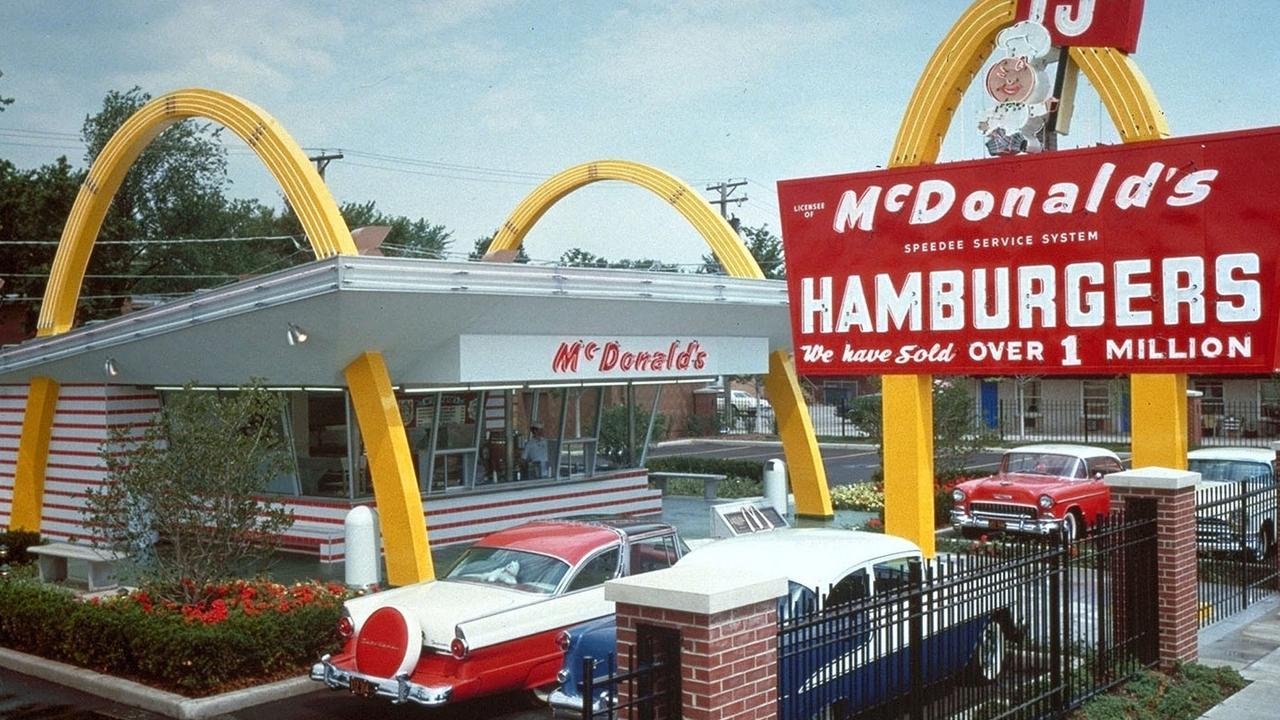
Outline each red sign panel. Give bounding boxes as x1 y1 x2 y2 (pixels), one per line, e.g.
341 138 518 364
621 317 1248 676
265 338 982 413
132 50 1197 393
778 127 1280 376
1014 0 1144 53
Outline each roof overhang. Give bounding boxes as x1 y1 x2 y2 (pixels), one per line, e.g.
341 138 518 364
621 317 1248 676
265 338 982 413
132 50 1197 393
0 256 793 388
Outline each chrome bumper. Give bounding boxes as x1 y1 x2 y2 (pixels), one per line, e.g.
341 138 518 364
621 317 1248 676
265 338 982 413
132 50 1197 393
549 688 612 717
310 655 452 706
952 510 1063 536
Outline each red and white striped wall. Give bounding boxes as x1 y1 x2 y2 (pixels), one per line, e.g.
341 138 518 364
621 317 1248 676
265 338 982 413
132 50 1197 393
279 469 662 563
0 383 161 542
1 384 662 563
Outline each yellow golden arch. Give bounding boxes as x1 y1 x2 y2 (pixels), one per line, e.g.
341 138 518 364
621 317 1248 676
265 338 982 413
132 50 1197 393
882 0 1181 556
12 88 434 586
483 160 834 519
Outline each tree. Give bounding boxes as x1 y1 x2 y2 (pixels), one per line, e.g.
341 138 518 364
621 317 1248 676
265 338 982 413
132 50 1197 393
0 157 82 328
700 222 786 279
85 384 295 603
339 200 452 259
559 248 608 268
846 377 994 481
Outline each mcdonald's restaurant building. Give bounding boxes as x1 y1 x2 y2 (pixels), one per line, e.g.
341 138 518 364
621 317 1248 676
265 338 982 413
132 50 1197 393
0 255 797 567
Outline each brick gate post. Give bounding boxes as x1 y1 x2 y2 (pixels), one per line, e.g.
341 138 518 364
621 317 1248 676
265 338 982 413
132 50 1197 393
1106 466 1200 668
606 565 788 720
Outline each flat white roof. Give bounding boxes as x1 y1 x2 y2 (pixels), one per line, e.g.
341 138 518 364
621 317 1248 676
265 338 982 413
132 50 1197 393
0 256 792 387
1188 447 1276 462
677 528 920 591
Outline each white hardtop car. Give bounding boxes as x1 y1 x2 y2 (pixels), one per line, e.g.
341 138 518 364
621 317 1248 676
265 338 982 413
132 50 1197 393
1188 447 1277 482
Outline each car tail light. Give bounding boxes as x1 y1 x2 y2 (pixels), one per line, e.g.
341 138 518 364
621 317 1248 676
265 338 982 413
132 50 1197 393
556 630 572 652
450 637 469 659
336 615 354 639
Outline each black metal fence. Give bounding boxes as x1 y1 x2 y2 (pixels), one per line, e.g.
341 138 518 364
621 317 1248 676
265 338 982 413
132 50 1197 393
788 399 1280 448
580 624 681 720
776 510 1158 720
1196 477 1280 628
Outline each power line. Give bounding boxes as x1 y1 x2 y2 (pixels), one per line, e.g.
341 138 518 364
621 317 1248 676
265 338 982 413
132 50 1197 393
0 234 300 246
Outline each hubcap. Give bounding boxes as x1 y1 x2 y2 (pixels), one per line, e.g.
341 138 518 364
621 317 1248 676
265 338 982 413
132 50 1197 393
980 622 1004 680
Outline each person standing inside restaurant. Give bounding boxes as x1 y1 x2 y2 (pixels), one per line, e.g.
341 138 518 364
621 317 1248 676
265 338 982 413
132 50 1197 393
523 422 549 479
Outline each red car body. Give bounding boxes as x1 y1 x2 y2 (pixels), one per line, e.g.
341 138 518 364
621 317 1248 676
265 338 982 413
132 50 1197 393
311 519 686 706
950 444 1124 542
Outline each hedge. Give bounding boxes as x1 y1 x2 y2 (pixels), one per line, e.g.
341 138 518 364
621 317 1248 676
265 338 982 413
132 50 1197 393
646 456 764 483
0 530 43 565
0 578 347 695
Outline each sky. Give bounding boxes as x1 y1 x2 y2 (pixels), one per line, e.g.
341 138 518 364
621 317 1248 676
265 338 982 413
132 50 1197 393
2 1 1279 268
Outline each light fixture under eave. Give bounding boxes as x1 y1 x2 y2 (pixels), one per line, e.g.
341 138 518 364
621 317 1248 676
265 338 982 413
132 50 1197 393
286 323 308 346
104 358 119 377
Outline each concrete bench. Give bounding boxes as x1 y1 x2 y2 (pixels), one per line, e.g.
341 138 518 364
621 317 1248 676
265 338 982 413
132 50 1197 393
649 472 728 501
28 542 129 592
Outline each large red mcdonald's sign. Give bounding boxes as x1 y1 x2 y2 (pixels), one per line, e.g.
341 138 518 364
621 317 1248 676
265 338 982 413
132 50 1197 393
778 127 1280 376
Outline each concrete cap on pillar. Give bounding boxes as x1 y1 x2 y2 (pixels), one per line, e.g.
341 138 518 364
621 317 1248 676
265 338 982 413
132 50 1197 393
1105 466 1200 491
605 565 787 615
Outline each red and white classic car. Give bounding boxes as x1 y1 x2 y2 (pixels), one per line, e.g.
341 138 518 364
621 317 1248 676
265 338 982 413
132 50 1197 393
950 444 1124 543
310 518 687 706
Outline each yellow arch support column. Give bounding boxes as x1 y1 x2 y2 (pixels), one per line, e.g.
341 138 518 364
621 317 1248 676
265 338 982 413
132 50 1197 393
764 350 832 517
345 352 434 585
882 375 935 558
484 159 832 517
9 377 59 532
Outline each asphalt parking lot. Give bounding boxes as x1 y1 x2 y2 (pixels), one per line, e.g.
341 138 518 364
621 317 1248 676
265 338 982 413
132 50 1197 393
649 439 1006 484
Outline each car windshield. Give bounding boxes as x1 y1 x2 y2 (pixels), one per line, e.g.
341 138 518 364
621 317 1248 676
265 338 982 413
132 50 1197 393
1002 452 1083 478
1189 459 1273 483
444 547 571 594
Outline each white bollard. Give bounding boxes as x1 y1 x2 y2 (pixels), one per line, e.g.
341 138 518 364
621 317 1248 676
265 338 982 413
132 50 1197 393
763 459 788 518
344 505 380 589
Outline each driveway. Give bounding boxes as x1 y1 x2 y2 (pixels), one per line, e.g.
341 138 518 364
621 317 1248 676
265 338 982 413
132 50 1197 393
649 439 1004 485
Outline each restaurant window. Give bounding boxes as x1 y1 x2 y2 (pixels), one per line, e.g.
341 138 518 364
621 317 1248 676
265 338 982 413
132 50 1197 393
1261 379 1280 431
1019 379 1042 431
404 392 484 494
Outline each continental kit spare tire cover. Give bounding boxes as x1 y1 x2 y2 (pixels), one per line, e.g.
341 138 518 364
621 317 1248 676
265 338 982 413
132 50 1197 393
355 605 422 678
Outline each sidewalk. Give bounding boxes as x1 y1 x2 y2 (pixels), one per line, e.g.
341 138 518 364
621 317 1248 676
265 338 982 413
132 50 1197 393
1198 594 1280 718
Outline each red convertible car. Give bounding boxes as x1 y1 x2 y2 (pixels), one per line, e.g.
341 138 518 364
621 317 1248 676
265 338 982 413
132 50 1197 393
950 444 1124 543
310 518 687 706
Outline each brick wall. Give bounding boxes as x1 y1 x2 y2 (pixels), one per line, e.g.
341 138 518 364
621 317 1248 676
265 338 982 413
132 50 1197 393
615 600 778 720
1106 469 1199 668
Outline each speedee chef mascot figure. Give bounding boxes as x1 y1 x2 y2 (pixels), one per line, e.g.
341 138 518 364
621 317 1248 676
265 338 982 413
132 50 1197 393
978 20 1058 155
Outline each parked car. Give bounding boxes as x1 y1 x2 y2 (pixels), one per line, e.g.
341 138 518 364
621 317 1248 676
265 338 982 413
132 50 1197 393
310 519 688 707
950 444 1124 543
714 389 772 414
1190 447 1278 560
551 529 1012 717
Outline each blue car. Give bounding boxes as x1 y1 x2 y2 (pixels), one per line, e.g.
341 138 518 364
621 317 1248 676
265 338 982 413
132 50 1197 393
551 529 1012 717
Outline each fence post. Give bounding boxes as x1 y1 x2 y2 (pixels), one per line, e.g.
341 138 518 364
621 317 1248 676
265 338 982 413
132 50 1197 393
1049 529 1064 712
1105 467 1200 669
907 559 924 720
607 565 788 720
1239 478 1250 610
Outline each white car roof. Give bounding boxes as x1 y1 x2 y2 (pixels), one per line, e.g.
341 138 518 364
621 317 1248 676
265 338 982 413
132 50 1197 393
1008 443 1121 460
677 528 921 592
1188 447 1276 463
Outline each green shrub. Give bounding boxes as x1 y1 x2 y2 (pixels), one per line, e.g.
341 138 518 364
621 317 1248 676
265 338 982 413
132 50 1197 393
0 530 43 565
1074 663 1245 720
0 578 347 695
647 456 764 482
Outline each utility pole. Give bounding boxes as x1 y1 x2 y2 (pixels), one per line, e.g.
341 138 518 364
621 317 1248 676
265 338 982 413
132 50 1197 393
308 150 344 179
705 179 747 220
705 179 748 435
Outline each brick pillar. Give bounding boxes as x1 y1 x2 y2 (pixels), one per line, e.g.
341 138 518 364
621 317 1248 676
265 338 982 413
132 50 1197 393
1105 467 1200 668
607 565 787 720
